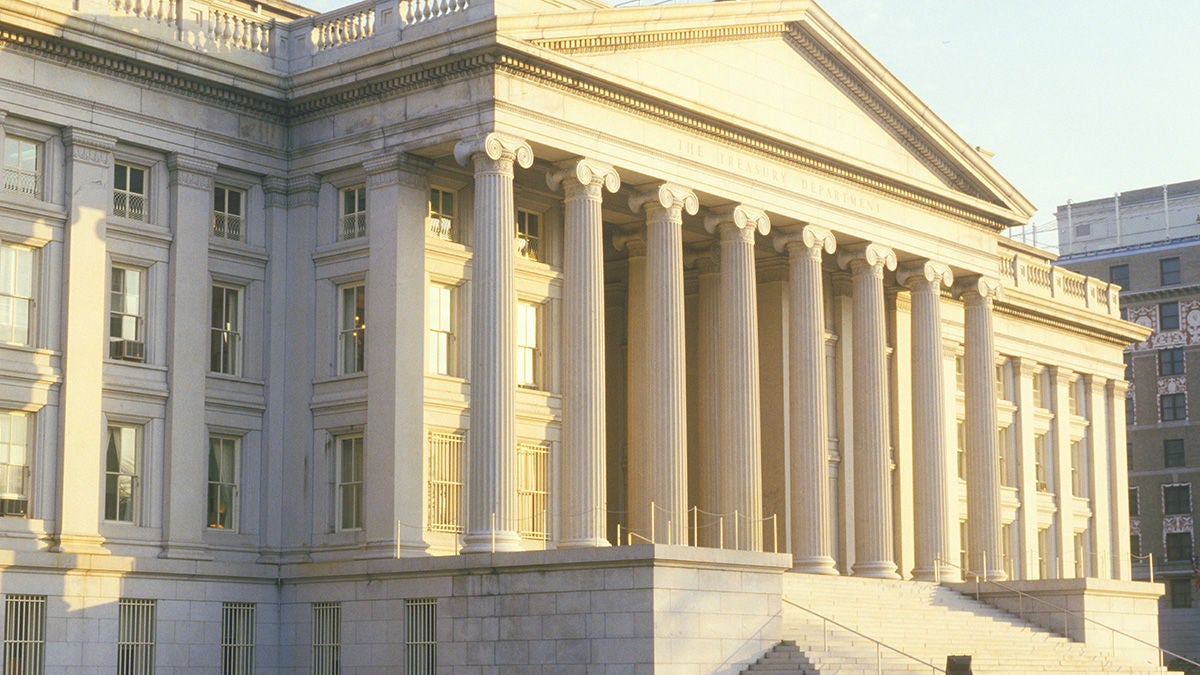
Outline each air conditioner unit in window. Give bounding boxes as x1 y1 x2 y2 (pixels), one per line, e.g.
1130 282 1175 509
0 498 28 517
110 338 146 362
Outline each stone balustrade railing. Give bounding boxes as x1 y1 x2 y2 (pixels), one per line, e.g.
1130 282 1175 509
111 0 179 26
404 0 471 26
997 244 1120 318
195 8 274 54
311 2 376 51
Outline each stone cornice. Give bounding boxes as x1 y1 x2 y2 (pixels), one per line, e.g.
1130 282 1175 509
529 23 788 55
1120 283 1200 304
62 128 117 167
994 301 1144 349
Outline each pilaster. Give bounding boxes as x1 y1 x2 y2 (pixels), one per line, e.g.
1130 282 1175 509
1108 379 1132 580
1084 374 1111 579
1050 365 1075 579
258 175 289 561
614 230 647 539
688 245 720 546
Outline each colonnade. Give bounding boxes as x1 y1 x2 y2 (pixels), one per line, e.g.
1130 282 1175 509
451 131 1010 580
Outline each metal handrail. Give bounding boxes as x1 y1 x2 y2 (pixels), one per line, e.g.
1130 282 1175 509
935 555 1200 670
781 597 946 674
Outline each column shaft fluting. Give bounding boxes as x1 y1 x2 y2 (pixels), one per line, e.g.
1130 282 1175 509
623 238 648 537
962 277 1006 580
779 226 837 573
901 262 955 582
550 160 619 548
842 244 899 579
455 133 532 553
695 253 721 546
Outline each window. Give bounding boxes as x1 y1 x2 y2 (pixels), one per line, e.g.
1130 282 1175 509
117 598 156 674
1170 578 1193 609
997 426 1014 488
1165 485 1191 515
426 283 455 376
3 136 42 200
1073 531 1089 578
1162 393 1187 422
210 284 242 375
1165 439 1186 468
1108 263 1129 289
405 598 437 674
994 359 1012 401
336 435 363 531
1037 527 1050 579
338 283 365 375
311 602 341 674
208 435 238 530
427 187 456 241
213 186 245 241
1160 301 1180 331
1131 533 1141 558
1034 433 1049 492
1123 352 1133 380
955 354 965 393
1069 377 1084 416
338 185 366 240
0 411 29 517
1070 440 1087 497
1129 487 1139 517
1166 532 1193 563
109 265 145 362
426 430 463 533
113 163 148 221
516 209 541 261
3 594 45 673
516 301 542 389
1001 522 1014 579
959 520 968 574
104 425 139 523
221 602 255 674
1160 257 1181 286
1159 348 1185 376
1075 223 1090 237
0 242 34 346
517 441 550 540
956 420 966 480
1125 394 1135 425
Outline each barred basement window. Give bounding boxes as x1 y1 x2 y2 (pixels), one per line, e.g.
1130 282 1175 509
311 602 340 675
117 598 155 674
405 598 437 674
113 163 148 221
3 594 45 674
517 441 549 540
221 602 255 674
426 430 463 533
3 137 42 200
213 186 245 241
338 185 366 240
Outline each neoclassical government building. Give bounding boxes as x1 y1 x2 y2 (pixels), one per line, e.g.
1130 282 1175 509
0 0 1160 670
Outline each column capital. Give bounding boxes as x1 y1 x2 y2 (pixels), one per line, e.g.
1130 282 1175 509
62 128 117 167
287 175 322 208
954 274 1004 302
453 132 533 169
773 223 836 256
263 175 288 208
167 154 218 190
703 204 770 236
837 242 896 273
897 260 954 290
612 229 646 256
1014 356 1042 377
683 244 720 274
363 151 433 189
1110 378 1130 396
628 182 698 216
546 157 620 194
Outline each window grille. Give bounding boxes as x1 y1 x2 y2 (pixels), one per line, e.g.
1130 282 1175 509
3 594 45 674
427 188 455 241
336 435 363 531
404 598 437 674
0 242 35 346
3 137 42 200
311 602 340 674
517 441 549 540
208 436 238 530
0 411 29 517
105 425 140 522
426 283 455 376
109 266 145 362
516 209 541 261
221 602 254 674
516 301 542 389
113 163 148 221
213 186 245 241
426 431 463 533
338 185 366 240
210 284 242 375
338 283 365 375
117 598 155 675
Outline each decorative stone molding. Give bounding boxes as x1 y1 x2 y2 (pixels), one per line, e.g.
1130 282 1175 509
454 132 533 171
62 128 116 168
612 229 646 256
546 158 620 198
262 176 288 208
287 175 322 208
532 23 788 55
704 204 770 237
683 244 719 273
363 152 433 189
167 154 218 190
628 183 699 217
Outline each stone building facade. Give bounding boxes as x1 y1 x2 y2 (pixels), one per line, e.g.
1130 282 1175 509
1056 179 1200 665
0 0 1154 670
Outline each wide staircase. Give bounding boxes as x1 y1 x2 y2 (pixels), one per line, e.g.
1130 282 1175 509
742 573 1166 674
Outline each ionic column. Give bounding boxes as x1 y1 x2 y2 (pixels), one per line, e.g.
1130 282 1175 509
689 246 721 546
774 225 838 573
629 183 698 544
838 243 899 579
613 231 647 537
454 132 533 553
547 159 620 548
898 260 956 582
705 205 770 551
958 275 1006 581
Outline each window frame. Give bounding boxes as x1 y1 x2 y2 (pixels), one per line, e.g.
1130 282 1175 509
426 281 457 377
1165 439 1186 469
213 185 246 242
0 410 30 518
335 434 363 531
0 241 35 347
1166 532 1193 564
337 184 366 241
221 602 255 674
516 299 543 390
1159 348 1185 377
210 283 243 376
1108 263 1129 290
337 282 366 376
104 424 141 523
1160 301 1181 331
516 208 542 261
1160 257 1181 286
207 435 239 531
117 598 156 673
1164 484 1191 516
1170 578 1193 609
112 161 149 222
1161 393 1187 422
427 186 457 241
3 135 43 200
3 594 46 672
109 264 146 362
1129 487 1139 517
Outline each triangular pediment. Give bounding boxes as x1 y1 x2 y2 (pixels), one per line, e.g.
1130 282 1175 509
511 0 1034 223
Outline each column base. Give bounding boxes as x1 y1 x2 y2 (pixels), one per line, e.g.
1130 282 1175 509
912 563 962 584
792 556 839 575
50 533 109 555
852 560 901 579
461 530 523 554
558 537 612 549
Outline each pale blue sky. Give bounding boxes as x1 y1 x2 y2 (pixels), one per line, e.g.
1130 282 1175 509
303 0 1199 228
